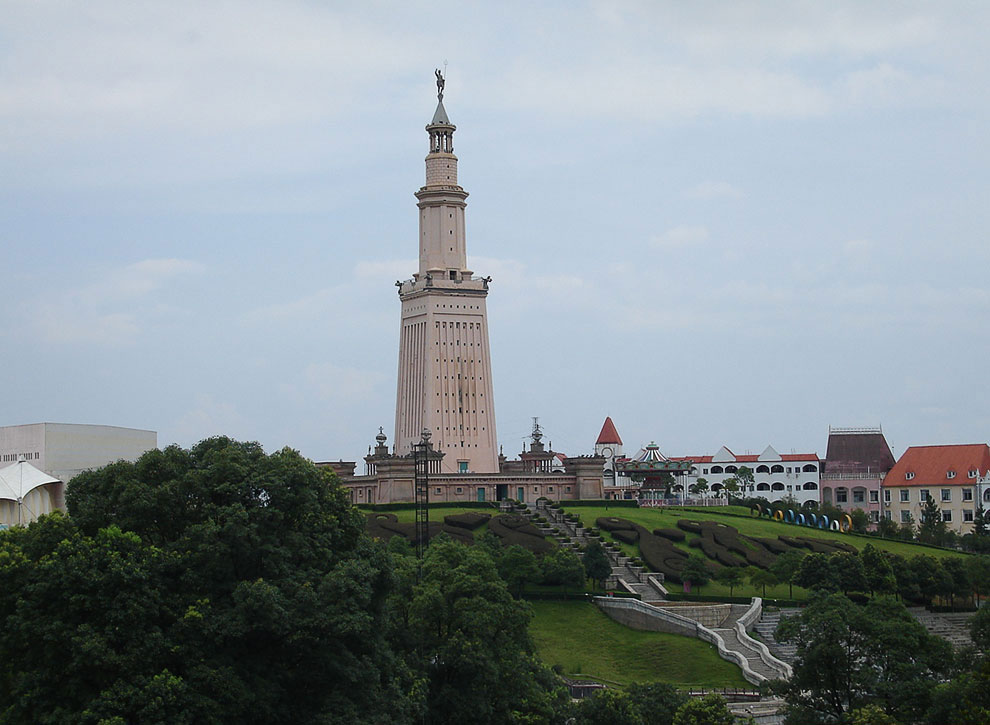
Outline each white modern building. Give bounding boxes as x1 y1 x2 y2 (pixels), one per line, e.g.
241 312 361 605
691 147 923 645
0 423 157 483
0 460 63 528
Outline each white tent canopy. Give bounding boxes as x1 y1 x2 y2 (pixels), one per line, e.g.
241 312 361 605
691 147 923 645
0 460 62 527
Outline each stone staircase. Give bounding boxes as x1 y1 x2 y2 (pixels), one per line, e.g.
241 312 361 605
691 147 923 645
712 605 786 682
908 607 975 649
531 502 664 600
752 608 801 664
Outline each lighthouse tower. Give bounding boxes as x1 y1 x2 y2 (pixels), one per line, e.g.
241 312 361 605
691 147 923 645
393 74 499 473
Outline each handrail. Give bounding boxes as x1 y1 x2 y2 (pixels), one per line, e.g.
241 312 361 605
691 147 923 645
736 598 792 680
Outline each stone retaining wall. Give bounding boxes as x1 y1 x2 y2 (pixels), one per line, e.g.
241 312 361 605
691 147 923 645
655 603 731 628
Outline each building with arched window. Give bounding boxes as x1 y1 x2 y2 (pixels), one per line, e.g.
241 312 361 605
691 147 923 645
821 426 895 524
671 444 821 506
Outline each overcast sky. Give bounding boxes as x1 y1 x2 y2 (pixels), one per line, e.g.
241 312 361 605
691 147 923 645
3 1 988 464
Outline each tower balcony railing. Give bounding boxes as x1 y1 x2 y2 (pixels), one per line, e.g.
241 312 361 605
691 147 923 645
399 274 491 293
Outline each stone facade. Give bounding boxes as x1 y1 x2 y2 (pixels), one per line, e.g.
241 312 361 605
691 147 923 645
333 430 604 505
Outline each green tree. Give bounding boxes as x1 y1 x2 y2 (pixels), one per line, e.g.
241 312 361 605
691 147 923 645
626 682 688 725
714 566 744 596
795 552 836 593
877 516 898 539
861 544 897 597
672 693 735 725
942 557 971 608
542 547 586 591
917 497 948 545
770 550 805 598
573 688 640 724
849 508 870 534
925 660 990 725
499 544 542 596
747 566 779 598
846 703 901 725
681 555 711 591
889 553 920 602
736 467 755 497
582 539 613 590
966 554 990 605
722 477 739 500
898 515 915 541
830 551 867 595
975 505 988 537
971 601 990 653
402 536 568 723
690 478 709 499
909 554 948 605
1 439 408 724
775 593 952 723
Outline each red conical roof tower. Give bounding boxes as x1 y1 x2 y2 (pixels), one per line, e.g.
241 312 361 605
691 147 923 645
595 416 623 446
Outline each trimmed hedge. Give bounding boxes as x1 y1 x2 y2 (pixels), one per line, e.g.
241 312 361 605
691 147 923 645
596 517 637 531
444 512 492 530
653 528 686 542
747 536 795 555
676 520 703 534
613 529 640 544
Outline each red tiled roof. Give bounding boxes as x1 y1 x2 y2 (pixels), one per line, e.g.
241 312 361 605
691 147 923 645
885 444 990 487
669 454 819 463
596 416 622 445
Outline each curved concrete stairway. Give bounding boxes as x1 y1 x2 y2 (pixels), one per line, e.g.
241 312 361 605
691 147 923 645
752 607 801 664
533 504 790 684
712 605 787 681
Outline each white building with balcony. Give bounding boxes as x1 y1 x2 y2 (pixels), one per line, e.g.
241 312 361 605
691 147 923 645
672 444 821 506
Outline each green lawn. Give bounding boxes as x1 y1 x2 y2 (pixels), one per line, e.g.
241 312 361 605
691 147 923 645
564 505 969 600
528 600 749 688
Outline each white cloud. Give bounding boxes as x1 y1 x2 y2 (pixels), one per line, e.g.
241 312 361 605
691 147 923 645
652 225 709 248
354 258 417 281
27 257 203 344
171 393 250 446
685 181 744 200
304 362 387 402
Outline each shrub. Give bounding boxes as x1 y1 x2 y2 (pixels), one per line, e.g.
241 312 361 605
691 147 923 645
676 519 703 534
596 517 636 531
613 529 640 545
748 536 795 554
443 512 492 531
653 528 686 542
